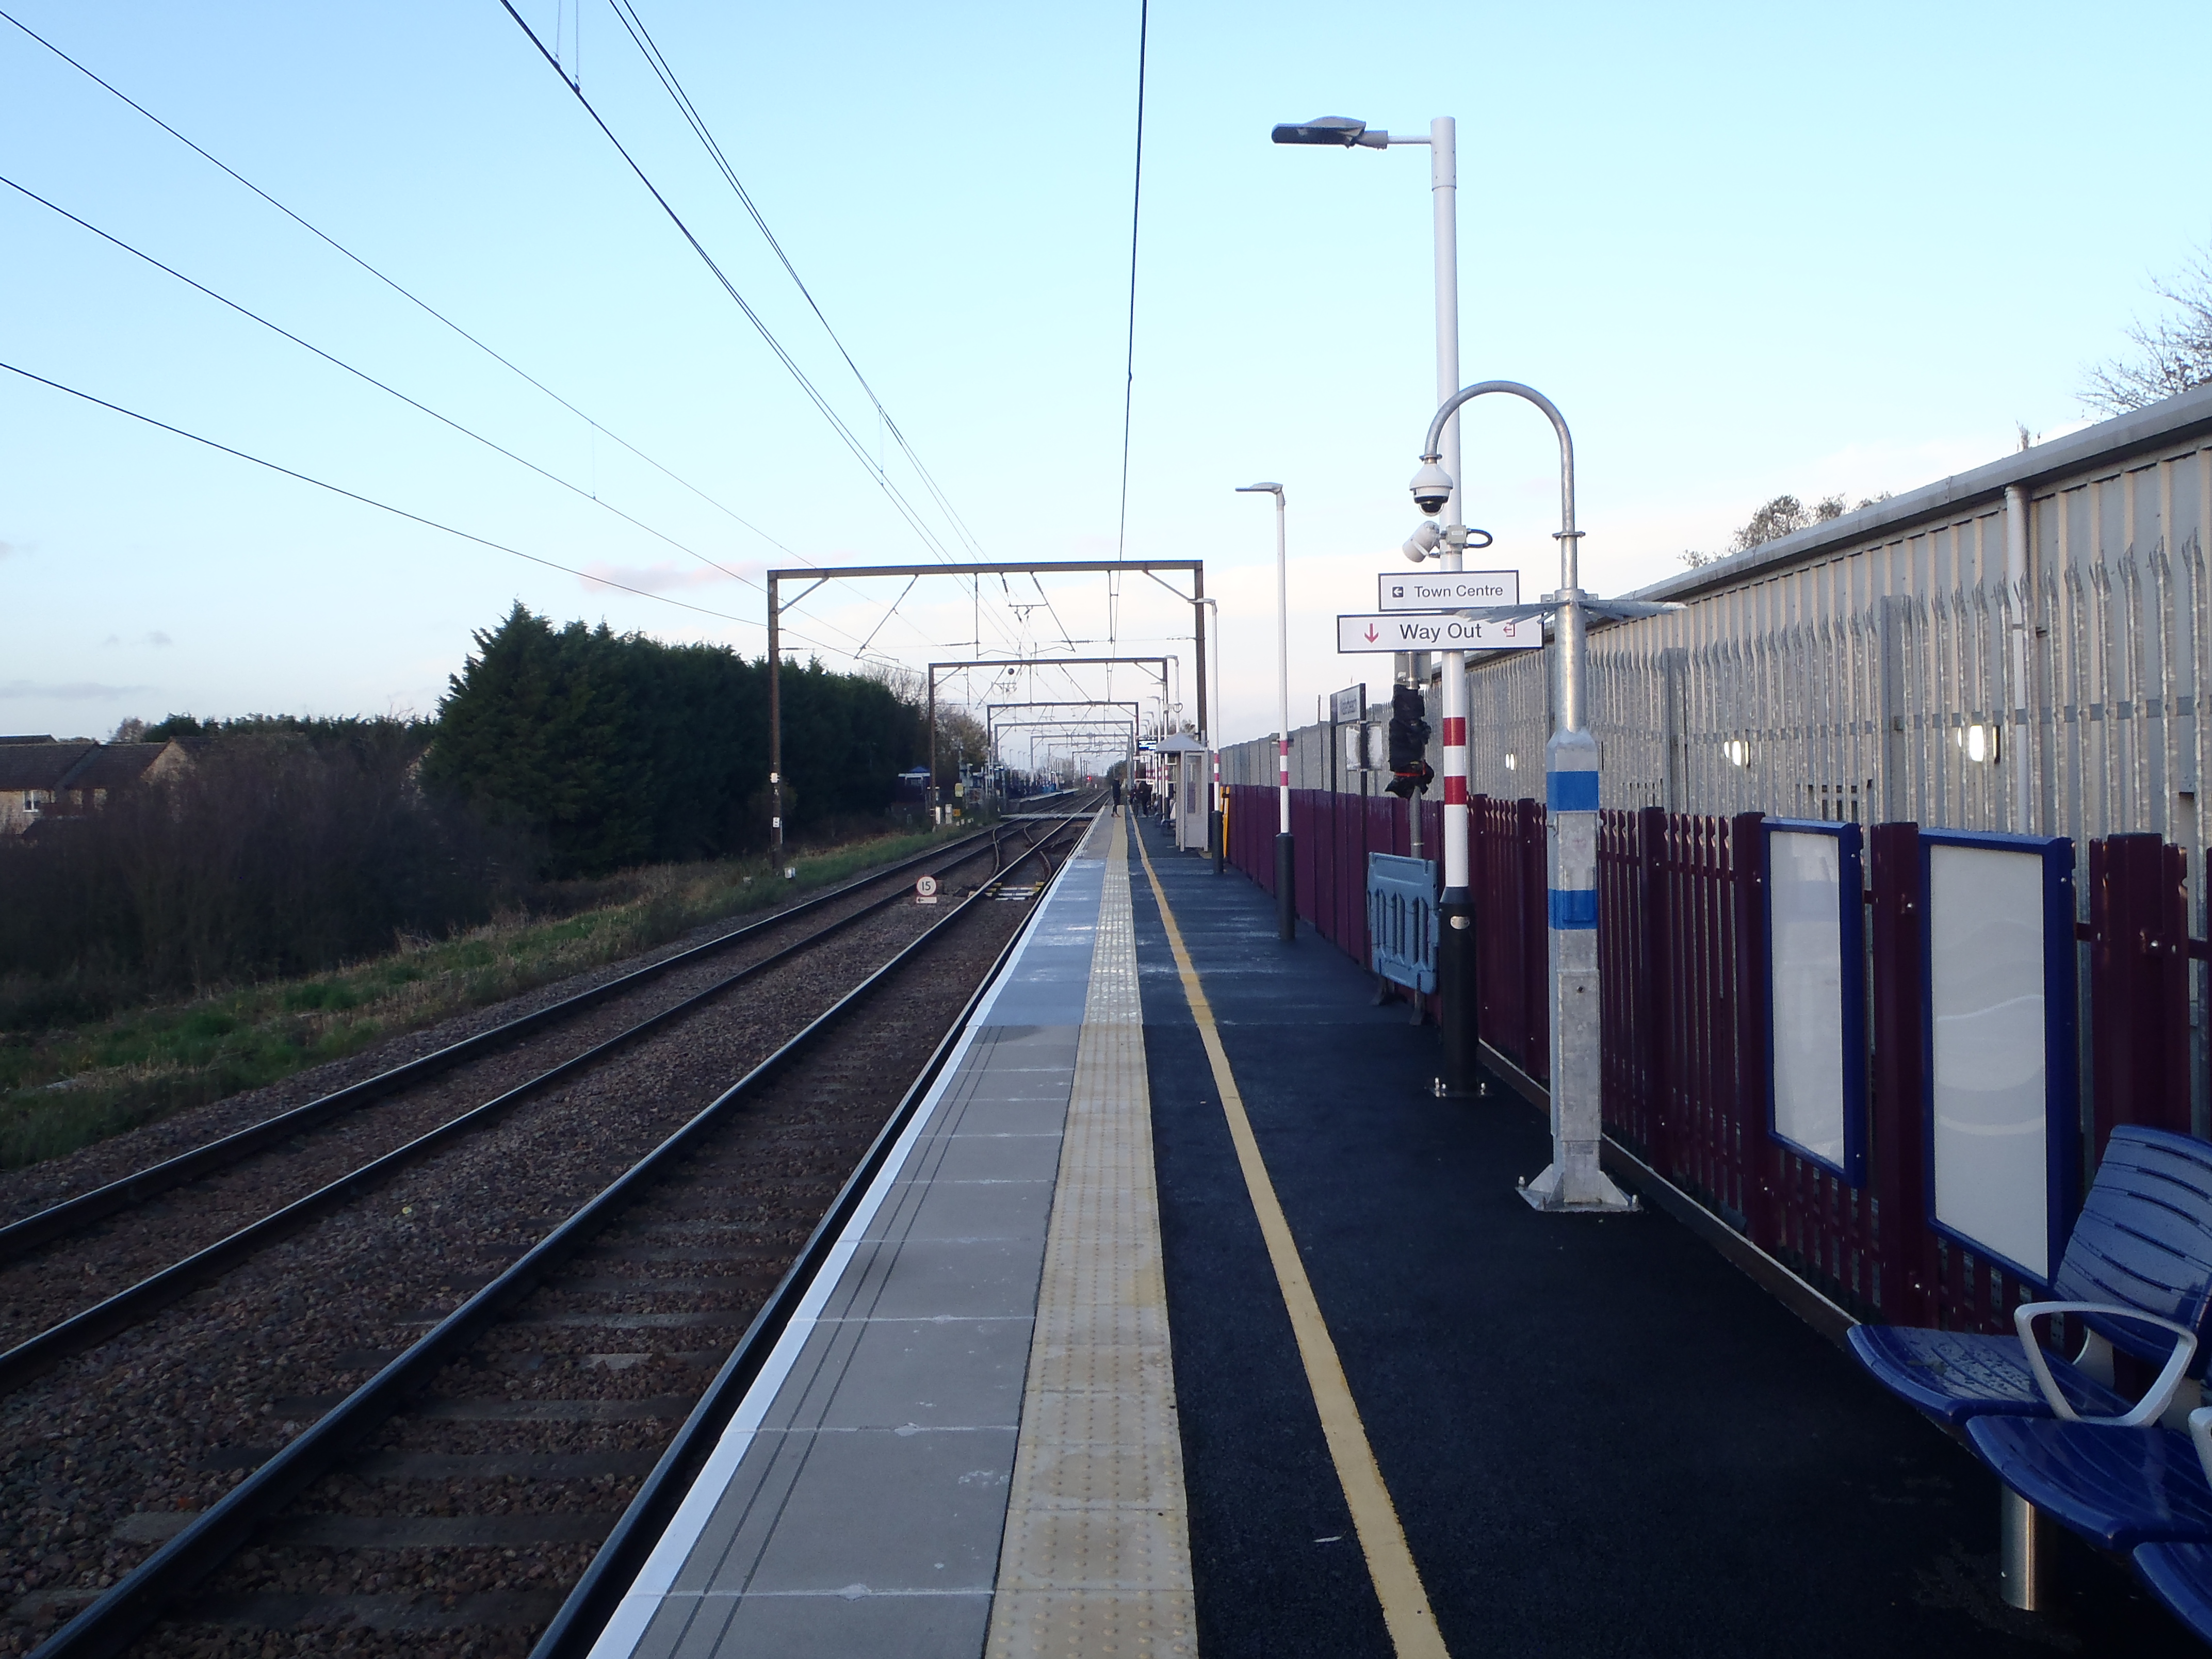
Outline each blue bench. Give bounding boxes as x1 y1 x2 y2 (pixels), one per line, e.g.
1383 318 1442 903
1847 1126 2212 1428
1965 1411 2212 1549
1964 1404 2212 1640
2136 1541 2212 1643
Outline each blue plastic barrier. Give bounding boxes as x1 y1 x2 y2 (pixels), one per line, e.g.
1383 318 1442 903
1368 852 1439 995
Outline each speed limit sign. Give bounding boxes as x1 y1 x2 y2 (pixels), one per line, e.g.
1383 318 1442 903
915 874 939 905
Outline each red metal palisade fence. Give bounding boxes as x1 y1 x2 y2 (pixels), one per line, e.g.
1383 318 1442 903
1223 784 2208 1339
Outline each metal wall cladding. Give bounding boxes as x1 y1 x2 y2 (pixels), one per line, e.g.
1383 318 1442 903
1467 438 2212 847
1222 423 2212 852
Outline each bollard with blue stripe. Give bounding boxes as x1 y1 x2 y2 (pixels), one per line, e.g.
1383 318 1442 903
1520 725 1635 1212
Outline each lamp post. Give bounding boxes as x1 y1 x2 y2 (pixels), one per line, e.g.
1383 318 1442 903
1198 595 1225 874
1237 481 1295 940
1274 112 1474 1089
1411 380 1645 1212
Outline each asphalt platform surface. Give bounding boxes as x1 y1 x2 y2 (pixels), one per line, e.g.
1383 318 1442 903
1124 812 2201 1658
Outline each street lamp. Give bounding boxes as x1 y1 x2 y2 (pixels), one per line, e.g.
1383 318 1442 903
1237 481 1295 941
1198 595 1225 874
1409 380 1677 1212
1275 112 1472 1089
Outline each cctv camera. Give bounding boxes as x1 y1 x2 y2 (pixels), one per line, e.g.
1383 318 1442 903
1402 519 1442 563
1408 461 1453 516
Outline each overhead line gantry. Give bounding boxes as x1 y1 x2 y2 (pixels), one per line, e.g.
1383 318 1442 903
763 559 1203 847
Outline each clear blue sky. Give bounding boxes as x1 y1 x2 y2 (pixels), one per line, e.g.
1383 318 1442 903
4 0 2206 755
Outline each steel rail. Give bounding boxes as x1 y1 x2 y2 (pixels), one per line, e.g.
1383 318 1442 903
28 812 1092 1659
0 825 1004 1264
0 820 1076 1394
528 816 1088 1657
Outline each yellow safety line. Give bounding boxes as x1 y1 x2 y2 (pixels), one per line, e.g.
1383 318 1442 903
1130 821 1450 1659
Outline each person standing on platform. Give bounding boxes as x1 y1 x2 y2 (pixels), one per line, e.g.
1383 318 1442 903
1111 776 1123 817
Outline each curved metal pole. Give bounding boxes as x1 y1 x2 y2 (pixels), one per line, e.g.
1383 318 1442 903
1422 378 1575 547
1417 379 1628 1212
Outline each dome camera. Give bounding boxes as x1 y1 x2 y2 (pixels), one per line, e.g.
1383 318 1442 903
1409 461 1453 516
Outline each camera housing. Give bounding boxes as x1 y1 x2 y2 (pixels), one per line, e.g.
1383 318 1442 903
1409 461 1454 516
1402 519 1443 563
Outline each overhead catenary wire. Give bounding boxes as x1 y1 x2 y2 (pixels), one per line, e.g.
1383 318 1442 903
0 173 832 618
1114 0 1149 562
0 360 864 659
603 0 995 571
0 5 804 567
493 0 1022 663
501 0 1030 668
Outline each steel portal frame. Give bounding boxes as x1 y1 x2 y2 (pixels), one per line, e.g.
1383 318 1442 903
763 560 1205 846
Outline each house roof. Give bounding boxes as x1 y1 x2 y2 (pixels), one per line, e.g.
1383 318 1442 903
60 743 170 791
0 735 57 745
0 741 97 790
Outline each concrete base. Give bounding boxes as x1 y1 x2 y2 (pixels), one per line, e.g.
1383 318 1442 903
1518 1159 1639 1214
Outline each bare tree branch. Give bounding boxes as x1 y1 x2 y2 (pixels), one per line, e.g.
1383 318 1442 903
2082 245 2212 415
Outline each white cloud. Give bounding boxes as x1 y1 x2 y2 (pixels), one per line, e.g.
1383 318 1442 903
579 560 750 595
0 679 151 701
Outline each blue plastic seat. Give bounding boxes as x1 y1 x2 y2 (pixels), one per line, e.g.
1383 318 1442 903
1965 1414 2212 1549
2134 1542 2212 1642
1845 1324 2132 1423
1847 1127 2212 1427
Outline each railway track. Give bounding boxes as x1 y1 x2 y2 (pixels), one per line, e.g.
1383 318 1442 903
0 818 1068 1396
0 805 1097 1656
0 820 1021 1264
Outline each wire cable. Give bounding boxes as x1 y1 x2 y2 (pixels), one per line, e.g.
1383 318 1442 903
0 5 803 566
497 0 1031 663
494 0 978 591
0 172 799 608
0 359 865 659
604 0 994 568
1115 0 1149 561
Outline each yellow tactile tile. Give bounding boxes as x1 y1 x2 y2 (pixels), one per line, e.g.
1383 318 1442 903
986 816 1196 1656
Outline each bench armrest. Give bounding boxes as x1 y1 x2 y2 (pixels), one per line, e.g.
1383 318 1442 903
2189 1407 2212 1487
2015 1302 2198 1427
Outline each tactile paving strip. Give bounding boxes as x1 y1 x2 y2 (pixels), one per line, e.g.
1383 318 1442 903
985 817 1196 1655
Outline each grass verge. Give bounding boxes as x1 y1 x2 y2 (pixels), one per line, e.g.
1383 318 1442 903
0 822 975 1173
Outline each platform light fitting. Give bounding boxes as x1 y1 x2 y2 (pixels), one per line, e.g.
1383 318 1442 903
1270 116 1389 149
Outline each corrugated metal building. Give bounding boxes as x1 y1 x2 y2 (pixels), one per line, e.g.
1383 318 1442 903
1227 381 2212 852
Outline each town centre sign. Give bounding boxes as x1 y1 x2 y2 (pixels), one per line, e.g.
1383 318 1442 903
1375 570 1521 611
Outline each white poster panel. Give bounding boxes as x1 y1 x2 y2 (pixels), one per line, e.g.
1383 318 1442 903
1770 831 1847 1167
1928 843 2051 1281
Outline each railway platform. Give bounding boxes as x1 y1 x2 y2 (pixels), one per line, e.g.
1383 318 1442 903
586 809 2202 1658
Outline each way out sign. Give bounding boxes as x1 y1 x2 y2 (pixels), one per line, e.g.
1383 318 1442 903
1336 613 1541 653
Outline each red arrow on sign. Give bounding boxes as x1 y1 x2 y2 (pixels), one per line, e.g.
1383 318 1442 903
1364 624 1379 642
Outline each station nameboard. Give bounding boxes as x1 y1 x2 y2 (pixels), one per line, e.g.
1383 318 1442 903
1336 613 1541 653
1376 570 1521 612
1328 684 1365 723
